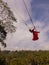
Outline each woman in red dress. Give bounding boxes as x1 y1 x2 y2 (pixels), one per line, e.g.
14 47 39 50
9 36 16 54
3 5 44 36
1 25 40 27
29 27 40 41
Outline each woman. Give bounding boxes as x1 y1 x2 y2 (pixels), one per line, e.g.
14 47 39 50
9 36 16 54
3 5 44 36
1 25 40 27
29 27 40 41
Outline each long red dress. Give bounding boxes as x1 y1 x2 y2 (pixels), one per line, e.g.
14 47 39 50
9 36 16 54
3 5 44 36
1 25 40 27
29 29 40 41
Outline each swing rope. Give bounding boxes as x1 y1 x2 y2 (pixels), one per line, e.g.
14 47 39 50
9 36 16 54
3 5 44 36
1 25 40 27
23 0 36 30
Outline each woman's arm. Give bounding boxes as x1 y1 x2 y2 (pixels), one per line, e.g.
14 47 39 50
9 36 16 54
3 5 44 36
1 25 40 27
29 29 34 33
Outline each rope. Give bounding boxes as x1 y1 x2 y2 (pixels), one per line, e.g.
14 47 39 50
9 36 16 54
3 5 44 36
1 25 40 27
25 22 30 29
13 10 30 29
23 0 35 27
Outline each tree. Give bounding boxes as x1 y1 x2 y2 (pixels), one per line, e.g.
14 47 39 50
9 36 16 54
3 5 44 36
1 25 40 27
0 0 17 47
0 58 7 65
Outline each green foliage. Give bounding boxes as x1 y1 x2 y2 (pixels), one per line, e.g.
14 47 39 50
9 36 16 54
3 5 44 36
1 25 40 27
0 50 49 65
0 58 7 65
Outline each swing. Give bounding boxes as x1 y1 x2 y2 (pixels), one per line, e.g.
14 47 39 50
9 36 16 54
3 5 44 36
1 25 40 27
23 0 40 41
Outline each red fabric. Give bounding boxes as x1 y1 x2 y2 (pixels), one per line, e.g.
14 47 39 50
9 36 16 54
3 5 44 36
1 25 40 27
29 29 40 41
32 31 39 41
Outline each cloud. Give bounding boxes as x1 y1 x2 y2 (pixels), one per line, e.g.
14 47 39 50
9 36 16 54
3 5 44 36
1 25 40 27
31 0 49 23
1 0 49 51
3 0 32 22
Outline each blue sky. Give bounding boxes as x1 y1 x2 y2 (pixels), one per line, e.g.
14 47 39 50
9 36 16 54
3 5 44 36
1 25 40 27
1 0 49 51
32 0 49 24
